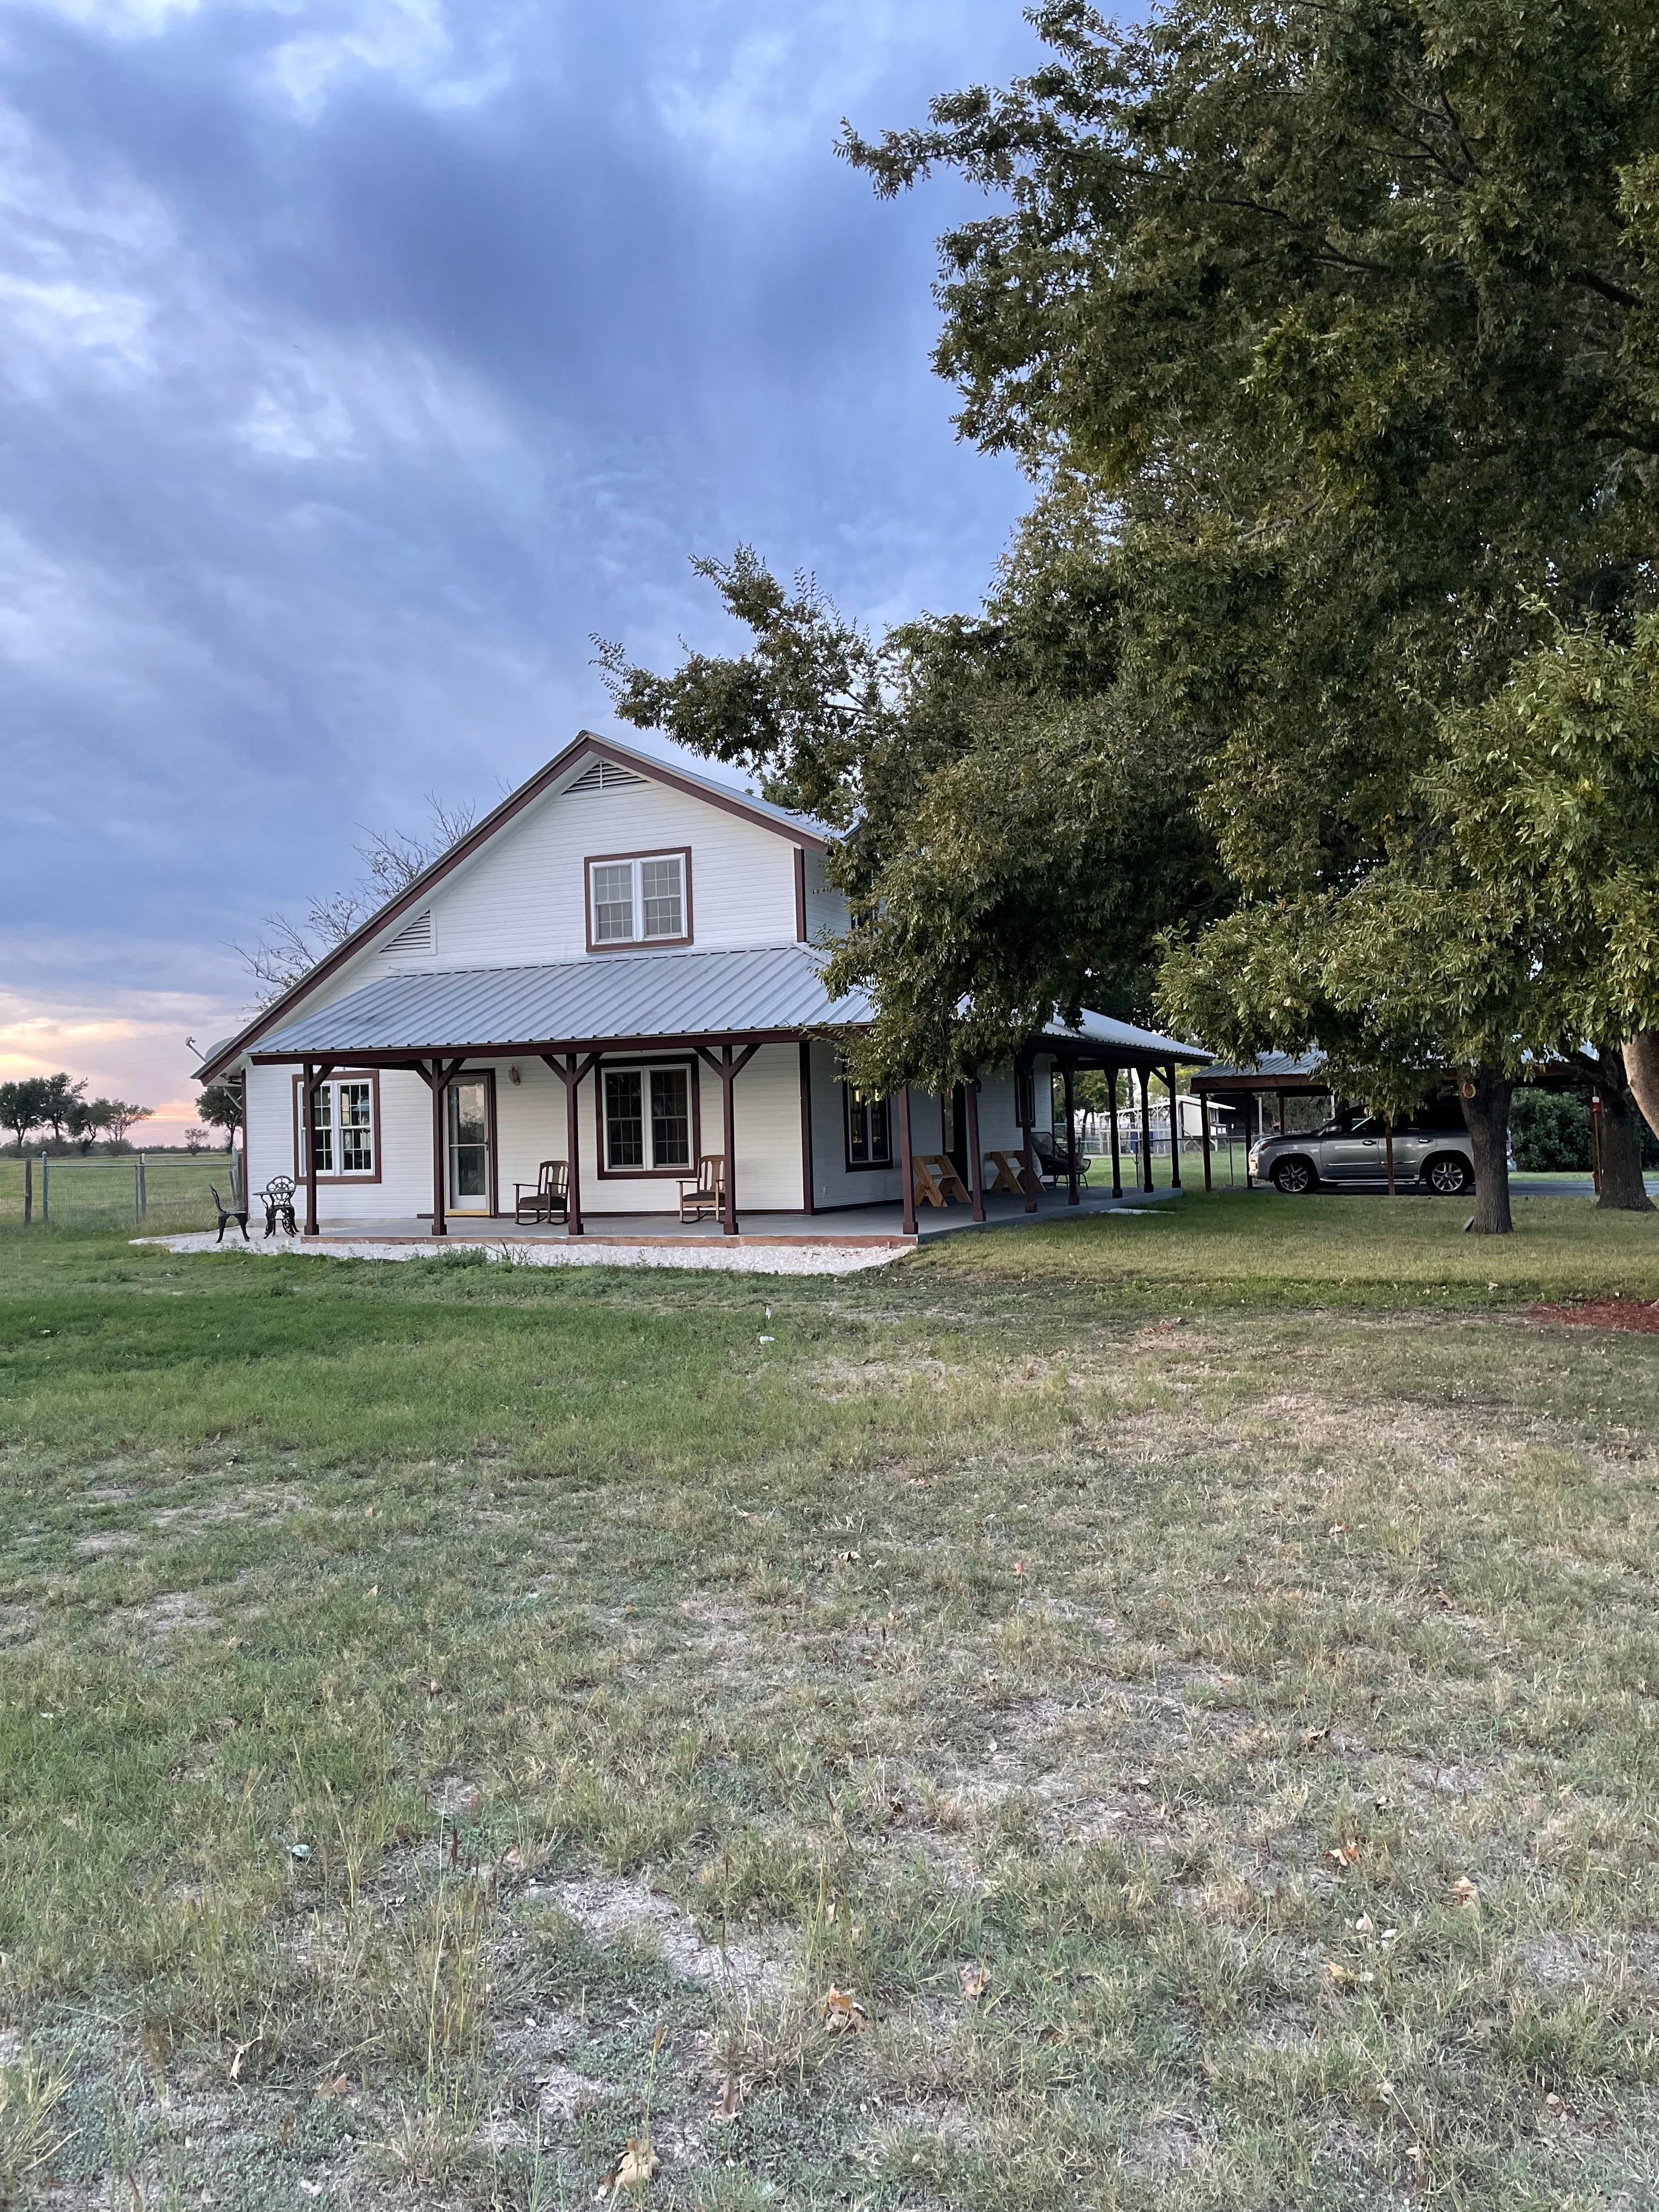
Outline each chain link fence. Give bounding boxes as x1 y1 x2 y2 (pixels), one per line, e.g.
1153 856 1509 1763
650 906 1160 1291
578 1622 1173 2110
0 1152 242 1233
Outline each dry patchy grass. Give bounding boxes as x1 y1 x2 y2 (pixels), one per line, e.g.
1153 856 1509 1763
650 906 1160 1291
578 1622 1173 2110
1 1208 1657 2207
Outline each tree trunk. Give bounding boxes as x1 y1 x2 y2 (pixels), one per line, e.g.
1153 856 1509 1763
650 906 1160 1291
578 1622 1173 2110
1627 1032 1659 1145
1458 1066 1514 1235
1592 1047 1655 1212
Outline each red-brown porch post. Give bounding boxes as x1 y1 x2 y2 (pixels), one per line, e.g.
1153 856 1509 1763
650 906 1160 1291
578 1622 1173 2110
1019 1056 1039 1212
899 1083 917 1237
565 1054 585 1235
1166 1062 1182 1189
721 1046 739 1235
429 1060 454 1237
303 1059 319 1234
964 1076 985 1223
1139 1066 1154 1192
1108 1065 1123 1199
1063 1058 1080 1206
1200 1087 1213 1192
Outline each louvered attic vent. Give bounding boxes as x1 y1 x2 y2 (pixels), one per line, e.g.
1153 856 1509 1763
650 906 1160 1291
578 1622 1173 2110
385 909 435 958
571 759 647 793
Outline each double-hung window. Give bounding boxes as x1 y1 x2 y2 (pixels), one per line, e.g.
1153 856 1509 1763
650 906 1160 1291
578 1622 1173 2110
586 850 690 948
296 1075 378 1178
602 1063 694 1173
844 1085 892 1169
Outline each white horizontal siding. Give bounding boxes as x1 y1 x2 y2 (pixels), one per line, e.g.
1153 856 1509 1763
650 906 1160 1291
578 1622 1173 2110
379 778 799 976
245 1044 808 1226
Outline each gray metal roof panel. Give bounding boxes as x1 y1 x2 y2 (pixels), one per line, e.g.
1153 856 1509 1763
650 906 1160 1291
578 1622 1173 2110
256 944 872 1055
1193 1051 1325 1083
1045 1010 1212 1062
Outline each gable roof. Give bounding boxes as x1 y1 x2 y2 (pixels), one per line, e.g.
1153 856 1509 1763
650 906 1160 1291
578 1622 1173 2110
196 730 833 1083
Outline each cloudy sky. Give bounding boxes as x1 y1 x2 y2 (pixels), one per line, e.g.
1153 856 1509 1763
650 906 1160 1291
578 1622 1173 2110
0 0 1041 1140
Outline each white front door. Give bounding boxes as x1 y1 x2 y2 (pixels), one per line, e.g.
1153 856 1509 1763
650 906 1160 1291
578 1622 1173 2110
447 1078 492 1213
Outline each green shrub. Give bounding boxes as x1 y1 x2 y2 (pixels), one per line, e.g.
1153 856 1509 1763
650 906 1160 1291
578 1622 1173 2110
1510 1090 1592 1172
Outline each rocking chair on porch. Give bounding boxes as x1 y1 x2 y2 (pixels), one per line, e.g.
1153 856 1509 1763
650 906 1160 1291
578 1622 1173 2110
514 1159 569 1225
679 1154 725 1223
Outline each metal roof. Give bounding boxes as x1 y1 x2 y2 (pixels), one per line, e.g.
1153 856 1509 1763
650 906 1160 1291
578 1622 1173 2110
1192 1051 1327 1087
255 944 872 1056
243 943 1210 1064
1046 1009 1212 1062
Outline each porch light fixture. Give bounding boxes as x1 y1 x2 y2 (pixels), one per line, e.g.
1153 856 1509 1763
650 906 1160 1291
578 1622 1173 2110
508 1064 522 1085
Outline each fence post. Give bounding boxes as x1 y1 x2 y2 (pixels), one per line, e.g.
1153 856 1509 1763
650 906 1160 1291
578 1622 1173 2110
139 1154 148 1220
23 1155 31 1226
41 1152 49 1225
134 1160 142 1226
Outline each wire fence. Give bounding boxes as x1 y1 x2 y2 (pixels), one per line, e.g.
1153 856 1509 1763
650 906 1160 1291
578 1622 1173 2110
0 1152 242 1232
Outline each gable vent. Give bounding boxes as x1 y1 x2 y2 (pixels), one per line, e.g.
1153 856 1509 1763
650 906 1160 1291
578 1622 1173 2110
385 909 435 959
571 759 647 793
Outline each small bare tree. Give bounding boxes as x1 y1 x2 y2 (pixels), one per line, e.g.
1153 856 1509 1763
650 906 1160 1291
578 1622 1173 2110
238 797 477 1005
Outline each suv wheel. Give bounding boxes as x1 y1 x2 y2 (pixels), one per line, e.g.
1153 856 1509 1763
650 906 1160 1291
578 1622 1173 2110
1425 1154 1472 1197
1272 1157 1317 1195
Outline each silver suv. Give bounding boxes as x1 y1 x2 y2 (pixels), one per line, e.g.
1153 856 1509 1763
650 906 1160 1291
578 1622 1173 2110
1250 1105 1476 1197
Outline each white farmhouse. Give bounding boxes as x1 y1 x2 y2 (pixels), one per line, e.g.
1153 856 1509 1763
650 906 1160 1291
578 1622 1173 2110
196 732 1206 1244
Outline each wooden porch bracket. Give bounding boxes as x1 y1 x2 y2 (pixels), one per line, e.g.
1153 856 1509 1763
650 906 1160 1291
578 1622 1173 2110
413 1057 467 1236
695 1043 759 1235
540 1051 600 1235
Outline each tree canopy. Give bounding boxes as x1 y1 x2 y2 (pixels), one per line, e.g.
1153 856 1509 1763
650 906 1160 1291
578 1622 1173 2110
605 1 1659 1227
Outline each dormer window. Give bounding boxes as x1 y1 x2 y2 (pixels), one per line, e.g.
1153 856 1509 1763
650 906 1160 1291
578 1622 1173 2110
585 849 691 950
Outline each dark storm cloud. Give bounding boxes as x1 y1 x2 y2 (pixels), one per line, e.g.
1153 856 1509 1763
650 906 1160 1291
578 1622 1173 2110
0 0 1036 1122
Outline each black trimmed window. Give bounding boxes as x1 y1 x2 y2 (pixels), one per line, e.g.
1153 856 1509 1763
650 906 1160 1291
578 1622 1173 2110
844 1085 891 1169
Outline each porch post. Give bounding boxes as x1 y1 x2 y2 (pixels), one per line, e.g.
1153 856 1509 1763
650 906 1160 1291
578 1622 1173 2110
566 1054 585 1235
720 1046 739 1235
1108 1066 1122 1199
1166 1063 1182 1189
1245 1093 1256 1189
899 1084 916 1237
1200 1089 1213 1192
430 1063 450 1237
303 1060 319 1235
1385 1118 1396 1196
1063 1059 1080 1206
540 1051 598 1236
964 1076 985 1223
1019 1056 1038 1213
1138 1067 1154 1192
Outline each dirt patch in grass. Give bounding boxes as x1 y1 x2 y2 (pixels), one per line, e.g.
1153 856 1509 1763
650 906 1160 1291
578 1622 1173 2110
1530 1295 1659 1333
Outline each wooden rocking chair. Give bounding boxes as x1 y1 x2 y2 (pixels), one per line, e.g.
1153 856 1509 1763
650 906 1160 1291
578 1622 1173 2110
514 1159 568 1225
678 1153 725 1223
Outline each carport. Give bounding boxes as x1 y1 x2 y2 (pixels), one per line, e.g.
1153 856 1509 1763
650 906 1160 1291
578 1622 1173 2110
1189 1054 1333 1190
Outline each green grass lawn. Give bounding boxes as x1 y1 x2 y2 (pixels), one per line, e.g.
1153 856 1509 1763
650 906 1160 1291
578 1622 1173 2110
2 1194 1657 2209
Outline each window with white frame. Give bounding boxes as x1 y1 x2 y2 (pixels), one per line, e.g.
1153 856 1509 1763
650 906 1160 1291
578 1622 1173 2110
586 850 689 947
297 1076 377 1176
602 1063 693 1172
844 1085 892 1169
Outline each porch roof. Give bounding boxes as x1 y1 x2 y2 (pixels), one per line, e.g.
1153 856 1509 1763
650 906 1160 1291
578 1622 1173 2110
252 944 870 1058
244 941 1210 1066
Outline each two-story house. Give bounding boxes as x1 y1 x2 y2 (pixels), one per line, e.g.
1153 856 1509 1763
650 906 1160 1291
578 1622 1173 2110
195 731 1206 1243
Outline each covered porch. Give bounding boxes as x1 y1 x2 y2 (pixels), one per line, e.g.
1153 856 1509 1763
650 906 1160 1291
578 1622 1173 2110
285 1177 1173 1250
